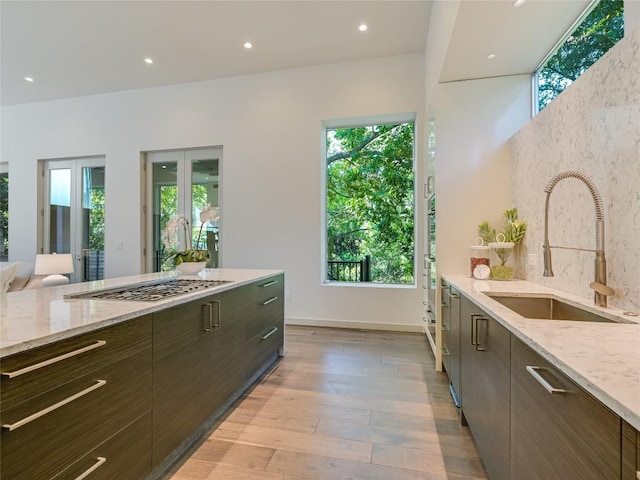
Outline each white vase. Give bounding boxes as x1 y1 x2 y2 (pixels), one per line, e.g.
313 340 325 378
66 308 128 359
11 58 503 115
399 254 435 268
175 262 206 275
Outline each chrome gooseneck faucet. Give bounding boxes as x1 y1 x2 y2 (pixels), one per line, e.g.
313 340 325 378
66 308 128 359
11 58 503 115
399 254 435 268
543 171 614 307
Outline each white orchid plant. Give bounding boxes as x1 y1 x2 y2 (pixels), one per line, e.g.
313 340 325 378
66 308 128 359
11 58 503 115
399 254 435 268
162 204 219 266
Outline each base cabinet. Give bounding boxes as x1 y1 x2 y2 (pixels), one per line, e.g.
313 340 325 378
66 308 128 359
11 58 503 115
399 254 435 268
0 316 152 480
0 274 285 480
510 336 621 480
460 295 510 480
152 274 285 472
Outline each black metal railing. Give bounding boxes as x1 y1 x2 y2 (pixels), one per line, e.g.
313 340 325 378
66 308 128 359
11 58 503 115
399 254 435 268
327 255 371 282
83 250 104 281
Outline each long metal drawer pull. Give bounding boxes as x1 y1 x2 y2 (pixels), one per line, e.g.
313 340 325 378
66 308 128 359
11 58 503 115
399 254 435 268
1 341 107 378
450 293 460 299
2 379 107 431
475 317 488 352
470 314 481 345
261 280 278 287
260 327 279 340
262 296 278 306
526 366 569 395
203 303 213 332
74 457 107 480
212 300 221 328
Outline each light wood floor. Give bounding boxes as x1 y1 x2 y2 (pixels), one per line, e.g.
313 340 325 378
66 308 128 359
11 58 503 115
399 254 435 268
166 326 488 480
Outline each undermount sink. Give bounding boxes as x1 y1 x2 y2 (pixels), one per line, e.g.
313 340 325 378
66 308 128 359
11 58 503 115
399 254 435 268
485 294 618 323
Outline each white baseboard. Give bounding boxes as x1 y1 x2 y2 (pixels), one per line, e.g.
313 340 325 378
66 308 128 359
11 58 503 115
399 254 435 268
285 316 423 333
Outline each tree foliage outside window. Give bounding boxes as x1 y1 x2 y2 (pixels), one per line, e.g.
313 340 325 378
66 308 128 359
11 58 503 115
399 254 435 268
537 0 623 112
0 173 8 260
88 188 105 250
326 122 415 285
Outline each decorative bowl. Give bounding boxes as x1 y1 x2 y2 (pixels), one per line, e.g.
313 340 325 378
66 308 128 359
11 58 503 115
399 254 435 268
175 262 206 275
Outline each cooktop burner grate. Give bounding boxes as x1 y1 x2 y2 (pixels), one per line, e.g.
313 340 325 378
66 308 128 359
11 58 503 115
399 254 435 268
66 279 232 302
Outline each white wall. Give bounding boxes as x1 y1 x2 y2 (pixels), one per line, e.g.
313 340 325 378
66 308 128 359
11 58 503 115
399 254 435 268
511 26 640 312
1 53 426 331
432 75 532 280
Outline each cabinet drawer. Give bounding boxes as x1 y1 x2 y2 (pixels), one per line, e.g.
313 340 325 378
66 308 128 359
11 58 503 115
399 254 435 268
51 412 152 480
1 315 151 411
246 295 284 341
1 348 151 480
247 322 284 376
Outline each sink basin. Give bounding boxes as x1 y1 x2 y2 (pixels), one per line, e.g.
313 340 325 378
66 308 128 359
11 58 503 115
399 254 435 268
485 294 617 323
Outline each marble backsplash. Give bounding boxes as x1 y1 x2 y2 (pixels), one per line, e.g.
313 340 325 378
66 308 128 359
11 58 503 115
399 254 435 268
511 26 640 313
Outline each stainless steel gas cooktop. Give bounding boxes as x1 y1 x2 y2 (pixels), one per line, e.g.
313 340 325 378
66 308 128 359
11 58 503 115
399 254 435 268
65 279 232 302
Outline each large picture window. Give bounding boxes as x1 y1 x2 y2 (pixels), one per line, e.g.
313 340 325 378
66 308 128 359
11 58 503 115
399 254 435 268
535 0 623 112
323 118 416 285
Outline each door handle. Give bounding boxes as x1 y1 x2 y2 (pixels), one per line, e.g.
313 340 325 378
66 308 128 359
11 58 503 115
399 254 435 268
475 317 488 351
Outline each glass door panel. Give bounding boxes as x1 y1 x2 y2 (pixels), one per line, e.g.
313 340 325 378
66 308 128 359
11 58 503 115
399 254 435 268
81 166 105 281
191 159 219 267
151 161 179 271
48 168 72 255
43 157 105 283
147 147 222 272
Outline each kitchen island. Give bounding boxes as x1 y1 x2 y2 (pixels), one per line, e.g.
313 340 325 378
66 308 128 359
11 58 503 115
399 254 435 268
0 268 285 480
442 274 640 480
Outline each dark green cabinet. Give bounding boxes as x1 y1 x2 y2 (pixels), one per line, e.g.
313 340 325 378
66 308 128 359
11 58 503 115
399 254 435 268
460 295 510 480
510 336 621 480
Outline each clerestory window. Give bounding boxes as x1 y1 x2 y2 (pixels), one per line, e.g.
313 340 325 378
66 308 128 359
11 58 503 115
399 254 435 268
535 0 624 113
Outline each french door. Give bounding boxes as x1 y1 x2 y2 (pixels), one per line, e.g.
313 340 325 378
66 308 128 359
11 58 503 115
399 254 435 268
42 156 106 283
145 147 221 272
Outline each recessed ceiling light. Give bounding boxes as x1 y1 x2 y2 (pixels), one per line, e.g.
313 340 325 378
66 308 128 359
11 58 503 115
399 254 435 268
486 54 496 60
144 58 154 64
513 0 526 6
24 76 34 82
244 42 253 49
358 24 368 32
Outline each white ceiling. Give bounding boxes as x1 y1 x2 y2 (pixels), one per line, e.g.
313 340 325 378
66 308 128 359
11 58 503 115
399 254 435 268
1 0 591 107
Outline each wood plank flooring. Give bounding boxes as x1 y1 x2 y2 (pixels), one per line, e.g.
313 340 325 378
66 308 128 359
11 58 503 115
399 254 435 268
165 326 488 480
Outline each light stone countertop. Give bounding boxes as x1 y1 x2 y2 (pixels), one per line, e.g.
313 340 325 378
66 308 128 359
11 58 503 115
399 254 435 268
443 274 640 431
0 268 283 358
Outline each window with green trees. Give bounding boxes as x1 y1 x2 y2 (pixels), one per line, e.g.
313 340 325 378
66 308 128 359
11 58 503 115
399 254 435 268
325 120 415 285
536 0 623 112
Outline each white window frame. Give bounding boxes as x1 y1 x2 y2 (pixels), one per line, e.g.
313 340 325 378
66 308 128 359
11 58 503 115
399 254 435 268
320 112 418 288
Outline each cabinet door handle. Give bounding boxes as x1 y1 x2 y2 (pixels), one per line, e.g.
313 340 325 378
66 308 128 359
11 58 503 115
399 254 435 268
442 303 450 309
261 280 278 287
441 324 450 332
212 300 221 328
450 293 460 299
526 366 569 395
1 340 107 378
475 317 488 351
470 314 481 345
203 303 213 332
75 457 107 480
262 296 278 306
2 379 107 431
260 327 278 340
442 347 450 356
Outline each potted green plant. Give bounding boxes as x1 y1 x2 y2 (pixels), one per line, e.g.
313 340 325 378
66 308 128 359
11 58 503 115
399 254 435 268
478 208 526 280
